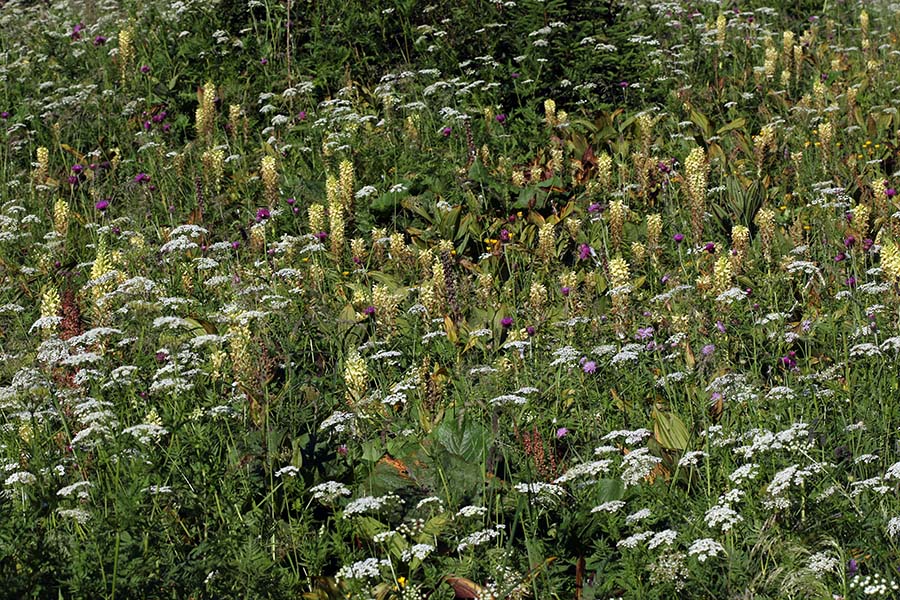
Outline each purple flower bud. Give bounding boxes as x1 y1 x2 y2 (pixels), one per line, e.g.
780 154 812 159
673 233 684 243
0 111 8 119
286 197 296 205
495 113 507 123
887 188 897 197
94 199 109 211
140 65 150 74
526 326 536 336
844 236 855 248
441 126 452 137
501 316 514 328
93 35 107 46
500 229 511 242
704 242 716 253
561 286 571 297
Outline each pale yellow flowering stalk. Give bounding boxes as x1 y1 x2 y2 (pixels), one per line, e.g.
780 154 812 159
329 199 345 257
351 238 367 264
881 237 900 285
118 27 134 83
755 207 776 262
40 286 61 335
344 350 369 405
550 145 564 174
53 199 69 236
195 81 216 141
511 170 526 187
34 147 49 183
817 121 833 165
685 147 708 242
793 45 803 81
372 284 402 331
228 322 255 391
873 178 888 218
339 160 354 211
631 242 647 266
476 273 494 307
764 45 778 80
731 224 750 273
538 222 556 263
565 217 581 239
713 255 734 294
390 232 412 266
753 125 776 175
229 104 242 137
250 223 266 252
202 149 225 192
609 200 627 249
544 99 557 127
597 152 613 191
854 203 871 240
261 156 278 204
646 213 662 257
529 281 548 314
308 204 325 235
716 13 727 46
608 256 631 314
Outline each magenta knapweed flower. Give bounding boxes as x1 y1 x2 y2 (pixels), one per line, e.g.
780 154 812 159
364 305 375 315
704 242 716 253
673 233 684 243
844 236 855 248
495 113 507 123
93 35 107 46
0 111 8 119
94 199 109 211
134 173 150 184
501 316 514 328
140 65 150 74
887 188 897 197
561 286 571 297
260 58 268 65
588 202 601 213
231 241 240 249
834 252 846 262
315 231 328 241
255 208 271 222
500 229 511 242
555 427 569 439
298 111 307 120
71 164 84 174
286 197 296 205
441 126 452 136
578 243 592 260
846 276 857 287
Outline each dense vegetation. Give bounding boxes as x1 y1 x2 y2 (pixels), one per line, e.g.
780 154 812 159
8 0 900 598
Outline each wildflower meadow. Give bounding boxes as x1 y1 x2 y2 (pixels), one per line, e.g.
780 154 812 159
4 0 900 597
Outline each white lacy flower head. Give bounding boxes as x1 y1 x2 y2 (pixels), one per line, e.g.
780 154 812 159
688 538 725 562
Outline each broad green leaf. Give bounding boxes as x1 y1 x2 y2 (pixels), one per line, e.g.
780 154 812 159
652 408 690 451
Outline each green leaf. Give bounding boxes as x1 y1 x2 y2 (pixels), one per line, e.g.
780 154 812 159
433 418 488 463
652 408 690 451
717 117 746 135
595 478 625 504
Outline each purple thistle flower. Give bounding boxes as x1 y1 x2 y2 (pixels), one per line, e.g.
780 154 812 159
673 233 685 243
94 199 110 212
495 113 507 124
500 316 514 328
255 207 271 222
704 242 716 253
93 35 107 46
